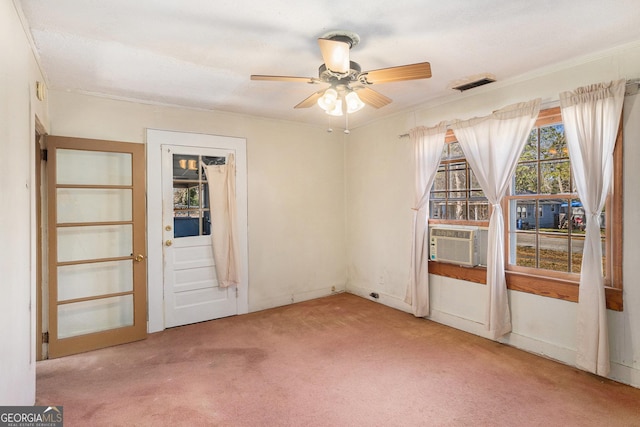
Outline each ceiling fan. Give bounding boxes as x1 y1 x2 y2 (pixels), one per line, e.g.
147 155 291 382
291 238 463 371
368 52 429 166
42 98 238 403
250 31 432 116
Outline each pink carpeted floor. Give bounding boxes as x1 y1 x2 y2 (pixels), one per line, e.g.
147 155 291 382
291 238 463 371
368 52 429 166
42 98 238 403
36 293 640 426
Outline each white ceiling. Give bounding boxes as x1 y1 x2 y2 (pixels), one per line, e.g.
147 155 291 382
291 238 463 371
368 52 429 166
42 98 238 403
15 0 640 129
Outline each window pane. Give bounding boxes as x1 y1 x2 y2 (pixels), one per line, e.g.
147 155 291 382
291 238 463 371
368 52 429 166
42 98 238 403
514 163 537 195
448 141 464 159
537 199 564 230
571 235 585 274
432 168 446 192
202 156 225 167
174 183 201 208
173 154 199 181
57 188 132 223
539 234 569 272
58 295 133 339
448 163 466 198
202 183 210 208
203 210 211 236
174 211 201 237
57 224 132 262
58 260 133 301
540 124 567 160
440 144 448 161
540 160 570 194
514 200 535 230
469 201 489 221
510 231 536 268
430 201 446 219
520 130 538 161
447 201 467 220
57 149 132 186
469 169 482 191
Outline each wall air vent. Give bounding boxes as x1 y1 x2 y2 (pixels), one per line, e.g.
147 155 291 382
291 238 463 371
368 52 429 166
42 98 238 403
452 77 496 92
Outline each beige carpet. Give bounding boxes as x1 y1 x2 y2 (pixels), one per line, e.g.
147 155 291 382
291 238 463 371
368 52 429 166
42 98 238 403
36 293 640 426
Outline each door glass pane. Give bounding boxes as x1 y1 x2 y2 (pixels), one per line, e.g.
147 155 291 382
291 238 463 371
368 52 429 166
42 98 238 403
57 149 132 185
58 260 133 301
58 295 133 339
57 188 132 223
57 224 132 262
173 154 199 181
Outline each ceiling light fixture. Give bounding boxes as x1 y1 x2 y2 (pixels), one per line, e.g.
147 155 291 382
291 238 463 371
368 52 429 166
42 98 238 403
316 86 365 116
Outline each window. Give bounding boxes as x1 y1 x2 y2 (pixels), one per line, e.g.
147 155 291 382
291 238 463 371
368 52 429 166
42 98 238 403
172 154 225 238
430 140 489 223
427 107 623 310
506 115 583 273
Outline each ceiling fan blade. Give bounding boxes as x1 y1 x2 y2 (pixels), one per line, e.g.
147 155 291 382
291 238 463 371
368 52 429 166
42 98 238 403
354 87 392 109
361 62 432 84
294 90 325 109
251 75 316 83
318 38 350 74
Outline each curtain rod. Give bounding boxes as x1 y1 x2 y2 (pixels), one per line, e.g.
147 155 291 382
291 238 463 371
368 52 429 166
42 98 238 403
398 79 639 139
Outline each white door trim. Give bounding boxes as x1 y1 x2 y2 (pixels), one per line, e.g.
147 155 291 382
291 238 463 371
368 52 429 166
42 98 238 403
146 129 249 332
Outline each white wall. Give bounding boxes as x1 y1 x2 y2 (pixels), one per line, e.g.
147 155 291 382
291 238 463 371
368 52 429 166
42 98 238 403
0 1 49 405
345 42 640 387
47 91 348 324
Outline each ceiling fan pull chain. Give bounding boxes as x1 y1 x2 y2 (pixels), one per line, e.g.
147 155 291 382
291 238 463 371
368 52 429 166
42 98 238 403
344 112 350 134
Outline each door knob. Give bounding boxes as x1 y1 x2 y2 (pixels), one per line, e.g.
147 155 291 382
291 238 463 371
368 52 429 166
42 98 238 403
134 254 145 262
165 240 173 246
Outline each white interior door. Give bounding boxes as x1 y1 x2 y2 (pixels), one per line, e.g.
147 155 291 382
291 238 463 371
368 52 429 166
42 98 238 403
162 145 238 327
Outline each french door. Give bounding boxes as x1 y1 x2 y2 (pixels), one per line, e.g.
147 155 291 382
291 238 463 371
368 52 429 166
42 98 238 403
46 136 147 358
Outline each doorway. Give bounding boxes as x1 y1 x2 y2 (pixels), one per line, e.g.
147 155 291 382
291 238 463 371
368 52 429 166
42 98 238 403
146 130 249 331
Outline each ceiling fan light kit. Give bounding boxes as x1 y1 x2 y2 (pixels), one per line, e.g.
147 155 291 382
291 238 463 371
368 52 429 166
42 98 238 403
251 30 432 118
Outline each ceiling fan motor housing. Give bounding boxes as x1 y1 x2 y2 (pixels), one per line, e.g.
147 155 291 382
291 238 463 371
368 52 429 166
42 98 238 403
319 61 362 82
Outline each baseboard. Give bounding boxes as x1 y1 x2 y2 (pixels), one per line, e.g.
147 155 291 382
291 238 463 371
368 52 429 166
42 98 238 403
346 285 413 314
250 285 346 313
610 361 640 389
349 288 640 389
427 308 491 338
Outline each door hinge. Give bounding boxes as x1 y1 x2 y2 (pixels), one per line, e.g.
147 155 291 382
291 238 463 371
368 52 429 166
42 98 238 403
41 331 49 343
40 149 48 161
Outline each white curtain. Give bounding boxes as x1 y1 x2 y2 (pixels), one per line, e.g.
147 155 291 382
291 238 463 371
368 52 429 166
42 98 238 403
451 99 541 340
405 122 448 317
203 154 240 287
559 79 625 376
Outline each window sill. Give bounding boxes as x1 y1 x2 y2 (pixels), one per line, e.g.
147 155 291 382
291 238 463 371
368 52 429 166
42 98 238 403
427 261 622 311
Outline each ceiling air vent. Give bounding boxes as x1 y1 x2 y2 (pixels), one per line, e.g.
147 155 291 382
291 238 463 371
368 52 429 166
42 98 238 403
449 74 496 92
452 77 496 92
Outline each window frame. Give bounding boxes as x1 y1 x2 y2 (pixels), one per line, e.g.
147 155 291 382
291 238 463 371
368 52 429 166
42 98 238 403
427 107 623 311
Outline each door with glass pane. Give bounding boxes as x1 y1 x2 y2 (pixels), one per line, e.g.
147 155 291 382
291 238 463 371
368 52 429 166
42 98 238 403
46 136 146 358
162 145 237 328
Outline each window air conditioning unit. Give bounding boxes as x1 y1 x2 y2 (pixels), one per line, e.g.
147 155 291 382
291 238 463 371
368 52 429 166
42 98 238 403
429 227 479 267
